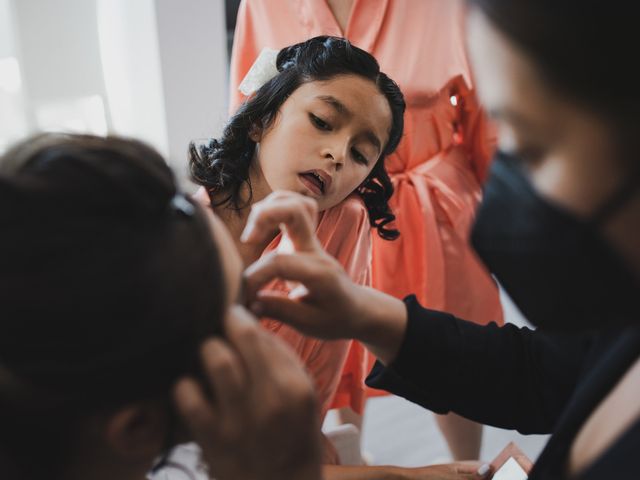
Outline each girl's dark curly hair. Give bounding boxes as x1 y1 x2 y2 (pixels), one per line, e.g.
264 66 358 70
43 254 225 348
190 36 405 240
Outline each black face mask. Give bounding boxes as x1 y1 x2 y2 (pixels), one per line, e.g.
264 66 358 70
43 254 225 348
471 151 639 332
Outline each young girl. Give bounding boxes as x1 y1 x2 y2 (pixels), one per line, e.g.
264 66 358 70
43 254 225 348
229 1 505 460
190 35 404 454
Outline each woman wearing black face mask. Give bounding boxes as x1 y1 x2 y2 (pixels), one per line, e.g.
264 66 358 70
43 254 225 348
242 1 640 479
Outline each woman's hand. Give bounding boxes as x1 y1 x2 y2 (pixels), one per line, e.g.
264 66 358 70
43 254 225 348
174 305 322 480
241 191 408 365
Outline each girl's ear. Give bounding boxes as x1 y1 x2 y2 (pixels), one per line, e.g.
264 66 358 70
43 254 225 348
248 123 263 142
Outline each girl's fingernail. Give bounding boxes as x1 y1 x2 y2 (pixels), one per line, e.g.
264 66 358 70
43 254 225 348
477 463 490 477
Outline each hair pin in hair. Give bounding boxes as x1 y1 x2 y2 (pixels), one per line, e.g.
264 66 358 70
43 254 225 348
171 193 195 217
238 48 280 96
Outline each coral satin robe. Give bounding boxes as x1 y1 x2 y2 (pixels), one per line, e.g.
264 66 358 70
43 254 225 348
229 0 503 414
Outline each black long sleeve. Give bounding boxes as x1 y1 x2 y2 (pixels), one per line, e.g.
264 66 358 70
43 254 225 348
366 295 596 434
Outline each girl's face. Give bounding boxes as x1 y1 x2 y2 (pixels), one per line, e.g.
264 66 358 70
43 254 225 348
252 74 392 212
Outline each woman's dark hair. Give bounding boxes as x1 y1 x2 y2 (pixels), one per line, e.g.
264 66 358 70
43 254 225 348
190 36 405 240
0 134 226 479
468 1 639 155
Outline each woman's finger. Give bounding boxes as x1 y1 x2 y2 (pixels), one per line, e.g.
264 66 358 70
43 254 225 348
268 190 318 219
241 194 320 253
173 377 220 449
225 305 313 382
243 251 337 304
199 338 248 418
249 293 334 338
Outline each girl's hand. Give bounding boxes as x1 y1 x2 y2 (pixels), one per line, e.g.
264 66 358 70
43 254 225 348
174 305 322 480
242 191 407 365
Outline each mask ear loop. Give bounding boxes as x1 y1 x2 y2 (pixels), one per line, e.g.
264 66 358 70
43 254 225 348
590 169 640 228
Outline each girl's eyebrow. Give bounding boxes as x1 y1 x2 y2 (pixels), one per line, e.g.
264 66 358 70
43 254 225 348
316 95 382 153
317 95 350 116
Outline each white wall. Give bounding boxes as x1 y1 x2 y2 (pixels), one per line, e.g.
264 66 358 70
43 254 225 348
0 0 28 152
96 0 170 158
154 0 228 178
1 0 229 181
12 0 109 116
0 0 16 57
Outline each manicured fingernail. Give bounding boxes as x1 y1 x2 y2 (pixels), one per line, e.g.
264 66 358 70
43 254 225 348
477 463 490 477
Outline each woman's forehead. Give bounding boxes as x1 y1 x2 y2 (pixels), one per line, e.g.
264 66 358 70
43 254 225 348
467 9 559 137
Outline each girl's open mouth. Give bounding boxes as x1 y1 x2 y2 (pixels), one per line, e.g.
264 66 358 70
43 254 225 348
298 169 331 196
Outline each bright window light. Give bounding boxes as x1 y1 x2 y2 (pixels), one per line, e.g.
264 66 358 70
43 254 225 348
0 57 22 94
35 94 108 136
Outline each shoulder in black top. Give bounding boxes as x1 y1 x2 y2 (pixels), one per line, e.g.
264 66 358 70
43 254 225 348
366 295 640 479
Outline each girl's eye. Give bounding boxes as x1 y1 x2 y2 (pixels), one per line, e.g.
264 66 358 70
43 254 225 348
310 114 332 131
351 148 369 166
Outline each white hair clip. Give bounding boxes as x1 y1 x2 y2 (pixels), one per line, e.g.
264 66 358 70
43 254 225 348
238 47 280 96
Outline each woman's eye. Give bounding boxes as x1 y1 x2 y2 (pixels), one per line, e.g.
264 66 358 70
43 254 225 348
351 148 369 166
310 114 332 131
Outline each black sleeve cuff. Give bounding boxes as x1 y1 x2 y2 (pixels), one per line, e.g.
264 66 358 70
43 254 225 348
365 295 460 414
